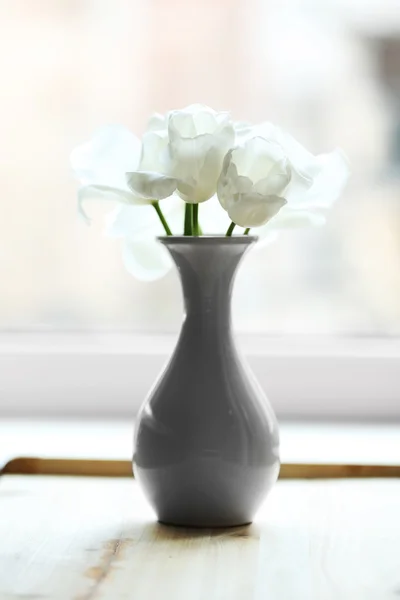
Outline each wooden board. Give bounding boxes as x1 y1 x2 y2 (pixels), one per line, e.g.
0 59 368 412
1 476 400 599
3 456 400 478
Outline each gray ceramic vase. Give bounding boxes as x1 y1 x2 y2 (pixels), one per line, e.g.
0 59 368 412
133 236 280 527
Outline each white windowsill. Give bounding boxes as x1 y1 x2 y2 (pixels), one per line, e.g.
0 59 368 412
1 419 399 470
0 332 399 419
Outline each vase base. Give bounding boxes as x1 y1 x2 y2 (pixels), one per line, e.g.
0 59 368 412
158 519 252 529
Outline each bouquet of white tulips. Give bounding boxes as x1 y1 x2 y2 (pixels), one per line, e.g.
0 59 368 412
71 104 349 280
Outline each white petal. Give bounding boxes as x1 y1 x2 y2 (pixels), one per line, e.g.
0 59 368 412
229 137 287 182
273 128 349 208
217 165 253 212
250 122 277 140
70 125 140 190
77 184 139 224
105 196 184 238
121 236 173 281
283 167 314 203
193 111 220 135
126 171 177 200
258 123 315 175
249 138 287 182
295 149 350 208
179 104 218 116
253 165 291 196
199 123 235 194
234 174 253 194
175 179 199 203
226 193 287 228
195 108 230 135
146 113 168 132
105 204 161 238
169 132 212 173
228 145 252 177
169 134 214 201
139 130 170 172
269 208 326 229
195 144 231 203
217 151 234 209
217 140 290 216
234 121 253 141
169 104 228 136
169 112 197 138
254 230 280 249
239 125 314 198
280 132 317 175
170 123 235 203
252 124 321 189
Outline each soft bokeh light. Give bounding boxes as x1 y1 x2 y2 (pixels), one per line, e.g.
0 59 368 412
1 0 400 334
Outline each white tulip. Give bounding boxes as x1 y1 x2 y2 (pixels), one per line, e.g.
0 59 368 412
217 136 305 228
218 123 350 229
167 104 235 203
70 124 177 223
71 112 350 281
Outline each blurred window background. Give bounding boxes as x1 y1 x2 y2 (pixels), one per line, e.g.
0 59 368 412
1 0 400 335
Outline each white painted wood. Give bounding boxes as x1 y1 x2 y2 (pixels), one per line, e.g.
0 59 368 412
0 477 399 599
0 332 400 419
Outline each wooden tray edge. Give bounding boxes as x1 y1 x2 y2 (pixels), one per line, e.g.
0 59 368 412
2 457 400 479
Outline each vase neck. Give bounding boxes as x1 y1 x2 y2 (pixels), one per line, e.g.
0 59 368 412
160 237 255 330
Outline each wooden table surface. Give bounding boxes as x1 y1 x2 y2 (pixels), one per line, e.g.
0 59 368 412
1 476 399 600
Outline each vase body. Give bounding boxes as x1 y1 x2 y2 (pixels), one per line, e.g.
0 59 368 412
133 236 280 527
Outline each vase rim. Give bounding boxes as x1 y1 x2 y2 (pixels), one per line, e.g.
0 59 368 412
158 235 258 245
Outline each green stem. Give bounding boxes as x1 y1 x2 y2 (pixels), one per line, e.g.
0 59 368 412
226 222 236 237
192 204 200 236
152 201 172 236
244 228 251 235
184 203 193 236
